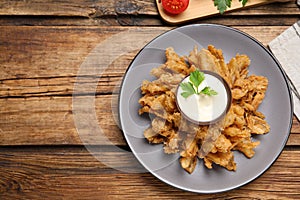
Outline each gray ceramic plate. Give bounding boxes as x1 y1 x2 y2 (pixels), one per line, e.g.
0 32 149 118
118 24 293 193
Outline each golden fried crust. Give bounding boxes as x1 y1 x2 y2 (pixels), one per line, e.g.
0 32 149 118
139 45 269 173
204 151 236 171
165 47 192 75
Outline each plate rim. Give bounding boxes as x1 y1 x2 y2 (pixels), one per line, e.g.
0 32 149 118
118 23 294 193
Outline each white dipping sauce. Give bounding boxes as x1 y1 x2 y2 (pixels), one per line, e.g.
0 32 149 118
176 72 230 124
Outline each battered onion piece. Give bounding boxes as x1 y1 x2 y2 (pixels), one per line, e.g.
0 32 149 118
204 151 236 171
180 135 199 173
139 45 270 173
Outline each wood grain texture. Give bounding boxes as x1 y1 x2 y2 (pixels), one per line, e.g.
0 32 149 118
0 96 121 145
0 1 298 26
0 26 167 81
0 25 293 95
0 26 299 146
0 0 157 16
0 95 299 146
0 147 299 199
0 0 299 198
1 15 300 26
0 0 298 17
156 0 293 24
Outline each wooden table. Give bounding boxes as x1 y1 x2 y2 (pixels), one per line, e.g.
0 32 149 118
1 1 300 199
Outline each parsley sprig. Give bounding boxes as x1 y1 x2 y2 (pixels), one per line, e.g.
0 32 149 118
180 70 218 99
214 0 248 14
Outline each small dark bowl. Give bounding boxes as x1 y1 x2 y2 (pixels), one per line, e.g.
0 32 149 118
175 70 232 125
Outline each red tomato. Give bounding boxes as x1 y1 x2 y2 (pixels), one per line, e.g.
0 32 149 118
161 0 189 15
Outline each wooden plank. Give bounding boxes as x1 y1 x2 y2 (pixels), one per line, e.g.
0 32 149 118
0 147 299 199
0 15 299 26
0 26 168 81
225 1 300 15
0 96 299 146
0 25 293 95
0 0 297 17
156 0 292 25
0 1 298 198
0 1 298 26
199 16 299 27
1 26 299 146
0 96 122 145
0 0 157 16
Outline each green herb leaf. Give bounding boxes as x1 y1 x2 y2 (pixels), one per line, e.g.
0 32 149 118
180 70 218 99
214 0 248 14
189 69 205 92
239 0 248 6
180 82 196 98
200 87 218 96
214 0 231 14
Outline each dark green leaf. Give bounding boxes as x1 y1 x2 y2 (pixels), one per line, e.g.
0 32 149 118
214 0 231 14
181 91 193 99
180 82 196 98
200 87 218 96
189 70 205 90
239 0 248 6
